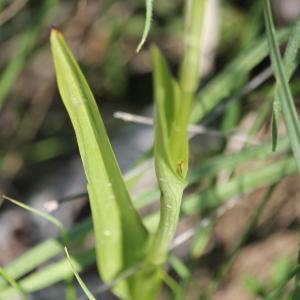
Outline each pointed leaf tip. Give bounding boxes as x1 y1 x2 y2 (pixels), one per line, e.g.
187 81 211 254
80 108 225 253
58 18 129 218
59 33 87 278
50 25 61 33
50 26 62 43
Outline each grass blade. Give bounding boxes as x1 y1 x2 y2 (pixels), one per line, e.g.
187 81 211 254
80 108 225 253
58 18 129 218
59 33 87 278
264 1 300 172
64 247 96 300
2 195 65 234
188 136 290 183
182 157 297 215
272 16 300 150
0 267 29 300
136 0 153 52
0 249 95 299
0 218 92 290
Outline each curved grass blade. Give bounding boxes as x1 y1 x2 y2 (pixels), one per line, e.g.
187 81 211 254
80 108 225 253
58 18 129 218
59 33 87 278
0 267 29 300
50 28 148 299
64 247 96 300
272 16 300 151
188 136 290 183
1 194 72 298
264 1 300 172
0 249 95 300
2 195 65 235
182 157 297 215
0 218 92 290
136 0 153 52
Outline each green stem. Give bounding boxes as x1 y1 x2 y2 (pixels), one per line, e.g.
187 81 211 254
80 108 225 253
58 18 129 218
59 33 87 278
147 180 184 265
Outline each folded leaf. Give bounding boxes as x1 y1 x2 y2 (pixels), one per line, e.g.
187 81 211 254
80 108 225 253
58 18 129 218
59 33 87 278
147 47 186 266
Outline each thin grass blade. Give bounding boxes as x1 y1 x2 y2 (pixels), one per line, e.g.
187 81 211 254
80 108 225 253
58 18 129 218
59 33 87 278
272 16 300 150
2 195 65 234
264 1 300 172
136 0 153 52
64 247 96 300
0 267 29 300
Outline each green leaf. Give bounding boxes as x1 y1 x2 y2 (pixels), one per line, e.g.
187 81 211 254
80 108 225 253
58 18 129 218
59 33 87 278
0 267 29 300
271 16 300 151
152 47 187 175
264 1 300 172
0 218 92 290
243 276 266 297
190 222 212 258
0 249 95 300
64 247 96 300
188 136 290 183
272 99 281 151
50 29 148 299
182 157 297 215
2 195 65 235
168 255 191 281
136 0 153 52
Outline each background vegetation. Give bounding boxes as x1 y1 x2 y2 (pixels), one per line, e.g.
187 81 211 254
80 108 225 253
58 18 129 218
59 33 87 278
0 0 299 299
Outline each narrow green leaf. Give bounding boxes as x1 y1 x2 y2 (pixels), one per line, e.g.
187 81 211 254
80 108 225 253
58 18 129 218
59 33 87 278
272 99 281 151
50 29 148 299
266 265 300 300
2 195 65 234
0 218 92 290
188 136 290 183
169 255 191 281
271 16 300 151
0 249 95 300
64 276 77 300
64 247 96 300
136 0 153 52
182 157 297 215
264 1 300 171
0 267 29 300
